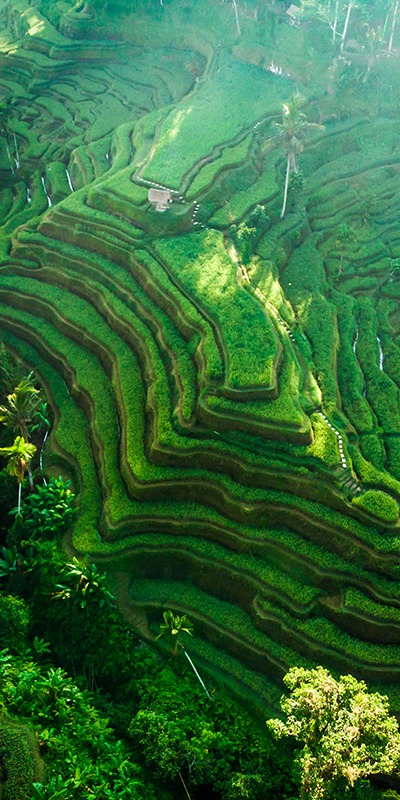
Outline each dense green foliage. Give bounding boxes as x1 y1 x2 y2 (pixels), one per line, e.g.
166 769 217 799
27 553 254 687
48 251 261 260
268 666 400 800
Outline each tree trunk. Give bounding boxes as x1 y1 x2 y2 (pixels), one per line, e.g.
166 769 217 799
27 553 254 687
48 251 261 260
340 2 353 53
3 130 14 174
178 772 192 800
281 152 291 219
232 0 241 37
12 129 20 169
389 0 399 52
183 649 211 699
40 428 49 479
17 481 21 514
332 0 339 41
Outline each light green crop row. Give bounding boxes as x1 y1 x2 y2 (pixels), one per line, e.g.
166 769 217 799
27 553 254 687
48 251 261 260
155 230 279 391
256 597 400 667
352 490 399 524
186 133 253 199
210 149 279 225
343 588 400 625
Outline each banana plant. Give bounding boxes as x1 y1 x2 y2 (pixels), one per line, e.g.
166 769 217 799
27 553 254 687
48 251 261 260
0 545 18 579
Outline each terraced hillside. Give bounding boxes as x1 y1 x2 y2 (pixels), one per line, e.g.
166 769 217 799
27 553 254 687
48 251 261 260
3 0 400 712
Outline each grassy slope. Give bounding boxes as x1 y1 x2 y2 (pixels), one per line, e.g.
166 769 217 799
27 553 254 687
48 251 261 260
2 0 400 712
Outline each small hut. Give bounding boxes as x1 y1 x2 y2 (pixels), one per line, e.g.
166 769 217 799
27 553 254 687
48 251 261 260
148 188 172 212
286 4 301 26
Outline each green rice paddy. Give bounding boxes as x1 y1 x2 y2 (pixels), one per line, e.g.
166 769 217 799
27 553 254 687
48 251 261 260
2 0 400 711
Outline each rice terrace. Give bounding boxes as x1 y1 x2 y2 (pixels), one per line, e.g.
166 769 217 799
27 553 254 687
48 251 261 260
4 0 400 794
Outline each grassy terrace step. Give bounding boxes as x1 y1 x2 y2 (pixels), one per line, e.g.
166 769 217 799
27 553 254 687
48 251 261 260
322 587 400 645
0 248 388 482
38 196 145 256
3 264 400 552
130 578 313 682
10 230 223 388
94 528 400 618
142 55 291 189
154 230 281 395
185 132 253 200
2 297 398 572
0 262 337 499
0 277 300 500
3 296 354 548
7 246 355 495
0 275 365 528
210 148 280 226
97 532 321 616
253 597 400 683
12 225 314 442
1 172 49 236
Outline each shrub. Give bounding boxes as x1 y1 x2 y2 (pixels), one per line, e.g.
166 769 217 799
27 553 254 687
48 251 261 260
0 723 36 800
20 477 76 539
0 595 29 653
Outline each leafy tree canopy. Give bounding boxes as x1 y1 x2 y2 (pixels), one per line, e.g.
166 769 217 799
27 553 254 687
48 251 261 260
267 666 400 800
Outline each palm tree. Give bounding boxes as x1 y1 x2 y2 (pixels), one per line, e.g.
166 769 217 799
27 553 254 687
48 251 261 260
275 92 323 219
156 609 193 655
0 436 36 513
0 375 41 487
31 402 51 479
156 610 210 698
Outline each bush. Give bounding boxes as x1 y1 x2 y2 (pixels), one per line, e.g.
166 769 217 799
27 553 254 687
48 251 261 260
0 595 29 653
0 723 36 800
20 477 76 539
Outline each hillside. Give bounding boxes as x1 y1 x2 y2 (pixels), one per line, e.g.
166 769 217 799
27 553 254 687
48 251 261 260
2 0 400 712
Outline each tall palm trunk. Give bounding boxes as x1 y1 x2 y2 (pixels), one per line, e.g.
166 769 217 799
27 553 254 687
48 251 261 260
17 481 22 514
3 129 14 174
389 0 399 52
232 0 241 36
332 0 339 41
281 152 292 219
20 422 34 489
183 649 211 699
12 129 20 169
340 2 353 53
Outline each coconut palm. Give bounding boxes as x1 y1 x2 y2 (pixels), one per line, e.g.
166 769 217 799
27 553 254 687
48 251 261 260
0 436 36 513
156 609 193 655
275 92 323 219
156 610 210 698
31 402 51 478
